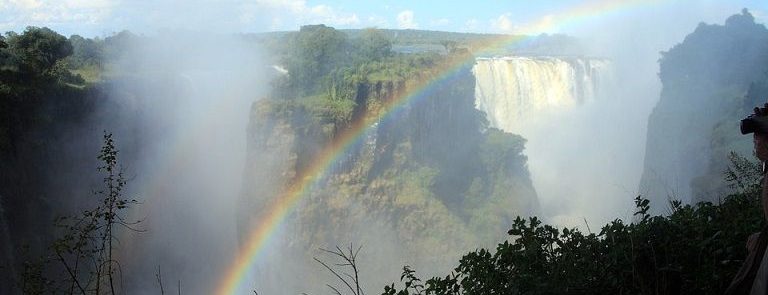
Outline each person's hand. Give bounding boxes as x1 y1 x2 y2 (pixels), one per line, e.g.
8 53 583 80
754 104 768 161
748 232 760 252
755 133 768 161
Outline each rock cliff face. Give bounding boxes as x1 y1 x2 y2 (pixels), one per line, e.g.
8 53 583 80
0 198 14 294
640 10 768 207
239 66 539 293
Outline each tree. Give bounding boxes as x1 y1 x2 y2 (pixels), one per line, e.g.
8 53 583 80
383 154 764 295
285 24 349 96
67 35 101 69
358 28 393 61
4 27 72 78
20 132 140 294
440 40 457 54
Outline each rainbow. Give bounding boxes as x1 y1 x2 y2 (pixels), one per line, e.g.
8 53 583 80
216 0 660 293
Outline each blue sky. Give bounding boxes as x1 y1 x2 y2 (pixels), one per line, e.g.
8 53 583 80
0 0 766 37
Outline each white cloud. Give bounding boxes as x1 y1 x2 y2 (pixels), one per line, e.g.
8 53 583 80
366 15 390 28
489 12 559 34
753 9 767 24
308 4 360 25
240 0 360 30
491 13 515 32
0 0 115 33
1 0 114 22
396 10 417 29
525 14 557 34
430 18 450 28
5 0 42 10
0 0 363 34
464 18 479 32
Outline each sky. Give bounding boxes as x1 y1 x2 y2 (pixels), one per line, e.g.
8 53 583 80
1 0 767 38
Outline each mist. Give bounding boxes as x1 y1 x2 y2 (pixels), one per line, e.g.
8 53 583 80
513 2 765 227
104 2 767 292
100 32 270 293
104 2 767 293
2 0 767 294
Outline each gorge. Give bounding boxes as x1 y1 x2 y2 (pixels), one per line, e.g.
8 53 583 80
1 6 766 294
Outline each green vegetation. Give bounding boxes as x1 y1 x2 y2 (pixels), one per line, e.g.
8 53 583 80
20 133 138 294
1 28 97 270
3 16 768 294
275 25 433 98
266 24 449 137
641 9 768 205
0 27 142 293
340 29 504 47
241 24 541 284
0 26 102 152
382 154 763 295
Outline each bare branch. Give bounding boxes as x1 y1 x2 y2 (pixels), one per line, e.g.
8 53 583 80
314 257 356 295
326 284 343 295
314 244 365 295
54 250 87 295
156 265 165 295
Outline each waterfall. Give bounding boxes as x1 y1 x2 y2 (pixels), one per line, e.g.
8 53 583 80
472 56 626 228
473 56 610 134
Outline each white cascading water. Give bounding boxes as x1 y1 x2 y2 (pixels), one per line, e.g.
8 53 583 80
473 56 609 134
473 56 635 228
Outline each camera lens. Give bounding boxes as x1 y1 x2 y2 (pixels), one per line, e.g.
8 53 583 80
742 118 758 134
